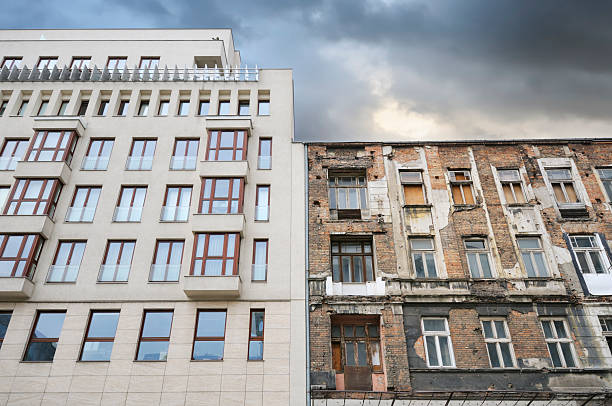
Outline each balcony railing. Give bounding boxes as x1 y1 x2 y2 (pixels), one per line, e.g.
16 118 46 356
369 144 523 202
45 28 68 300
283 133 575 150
98 264 130 282
82 156 110 170
257 156 272 170
150 264 181 282
126 156 153 170
160 206 190 222
65 206 96 222
47 265 79 282
0 64 259 83
170 156 197 170
0 157 19 171
255 205 270 221
252 264 267 281
113 207 143 222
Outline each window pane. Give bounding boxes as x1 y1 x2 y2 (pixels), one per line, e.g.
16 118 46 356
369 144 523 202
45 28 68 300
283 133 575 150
193 341 224 360
425 336 438 366
541 321 553 339
439 336 452 366
560 343 575 367
345 342 356 366
137 341 169 361
576 252 590 273
500 342 514 367
479 254 492 278
197 311 226 337
552 184 566 202
565 183 578 202
34 313 65 338
548 343 562 367
248 341 263 360
465 240 485 249
518 238 540 249
590 252 604 273
356 342 367 366
554 321 567 338
522 253 536 276
533 253 548 277
423 319 446 332
142 312 172 337
250 312 264 337
502 184 515 203
24 342 58 361
487 342 500 367
87 312 119 338
482 321 494 339
494 321 506 338
0 314 11 338
81 341 114 361
365 256 374 280
425 253 437 278
414 254 425 278
411 239 433 250
371 342 381 366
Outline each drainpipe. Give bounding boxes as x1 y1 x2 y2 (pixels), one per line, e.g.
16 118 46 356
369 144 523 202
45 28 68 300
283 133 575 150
305 144 311 406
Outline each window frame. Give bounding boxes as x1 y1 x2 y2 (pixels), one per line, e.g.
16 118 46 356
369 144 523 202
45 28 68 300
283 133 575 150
328 171 368 219
217 100 230 115
0 234 44 278
161 185 192 222
135 310 173 361
177 100 190 116
47 240 86 283
199 178 245 214
70 57 91 70
126 138 156 170
79 310 120 362
66 186 101 223
410 238 438 278
546 168 580 204
205 130 247 161
569 235 610 274
252 239 269 281
0 139 28 171
598 168 612 202
198 99 210 116
258 100 270 116
107 57 127 70
1 57 22 69
3 178 62 217
26 130 78 165
23 310 66 362
540 318 578 368
449 169 475 205
464 238 494 279
139 57 159 70
480 318 516 368
400 170 427 205
421 317 455 368
82 138 114 170
248 309 265 361
0 311 12 349
517 236 550 277
113 186 147 222
170 138 199 170
238 100 250 116
331 238 375 283
258 138 272 170
192 310 227 361
98 240 136 282
37 57 58 70
149 240 184 282
330 316 382 373
255 185 270 221
498 169 526 204
191 233 240 276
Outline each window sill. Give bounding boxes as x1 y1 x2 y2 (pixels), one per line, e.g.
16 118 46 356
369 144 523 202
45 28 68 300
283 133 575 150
506 202 533 208
65 221 94 224
159 220 189 223
133 360 167 363
76 360 110 363
147 281 179 284
190 359 224 362
44 281 77 285
452 204 479 210
112 115 127 118
96 281 129 284
20 360 54 364
403 204 432 209
247 359 264 362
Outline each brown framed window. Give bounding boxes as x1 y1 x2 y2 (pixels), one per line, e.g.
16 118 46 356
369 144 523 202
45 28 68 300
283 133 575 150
199 178 244 214
117 99 129 116
37 57 58 70
139 57 159 70
218 100 230 115
178 100 190 116
449 170 475 205
248 310 265 360
238 100 249 116
198 100 209 115
0 234 44 278
400 171 426 205
252 240 268 281
191 233 240 276
137 99 149 116
170 139 199 170
0 139 28 170
136 310 173 361
95 99 109 116
255 185 270 221
4 178 62 216
193 310 226 360
47 241 86 283
258 100 270 116
113 186 147 222
26 130 77 164
77 99 89 116
107 57 127 70
331 316 382 373
0 100 8 116
82 139 114 170
498 169 526 204
206 130 247 161
80 311 120 361
0 187 8 211
98 240 135 282
258 138 272 170
37 99 49 116
331 239 374 282
328 171 368 219
70 57 90 70
17 99 28 116
1 57 21 69
23 311 65 361
150 240 184 282
126 139 156 170
0 312 12 349
158 99 169 116
66 186 101 222
161 186 192 222
57 100 69 116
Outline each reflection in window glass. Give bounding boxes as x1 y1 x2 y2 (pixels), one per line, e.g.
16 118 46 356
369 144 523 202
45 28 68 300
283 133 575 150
193 310 226 360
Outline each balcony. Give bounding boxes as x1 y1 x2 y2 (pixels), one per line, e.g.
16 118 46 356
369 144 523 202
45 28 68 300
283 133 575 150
183 275 241 298
160 206 189 222
0 277 34 299
170 156 197 171
98 265 130 282
125 156 153 171
199 160 248 181
191 213 245 234
113 207 143 222
150 264 181 282
65 206 96 223
0 215 54 238
81 156 109 171
14 160 71 184
0 156 20 171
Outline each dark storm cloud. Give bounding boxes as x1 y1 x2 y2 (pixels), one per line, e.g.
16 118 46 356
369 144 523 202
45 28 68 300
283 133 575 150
3 1 612 141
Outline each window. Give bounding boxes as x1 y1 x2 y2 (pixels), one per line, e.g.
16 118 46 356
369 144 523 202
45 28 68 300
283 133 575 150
158 100 169 116
218 100 230 115
26 130 77 164
178 100 190 116
17 99 28 116
517 237 549 277
37 57 58 70
0 139 28 170
258 100 270 116
47 241 86 283
498 169 526 204
0 234 44 278
4 179 62 216
598 169 612 202
98 241 135 282
0 187 9 210
328 172 368 219
255 185 270 221
258 138 272 170
114 186 147 222
136 311 173 361
137 99 149 116
96 99 109 116
199 178 244 214
193 310 226 360
57 100 69 116
198 99 209 115
150 240 184 282
547 168 579 204
541 319 576 368
400 171 426 205
569 235 609 274
0 100 8 116
239 100 249 116
599 317 612 353
252 240 268 281
449 170 475 205
481 319 515 368
422 318 454 367
0 312 11 349
248 310 265 360
24 311 65 362
1 57 21 69
331 239 374 282
410 238 437 278
464 239 493 278
139 57 159 70
82 139 113 170
117 99 129 116
70 57 90 70
191 233 240 276
170 139 198 170
126 139 156 170
206 130 247 161
80 311 120 361
107 57 127 70
161 186 191 222
37 99 49 116
66 186 101 222
331 318 381 373
77 99 89 116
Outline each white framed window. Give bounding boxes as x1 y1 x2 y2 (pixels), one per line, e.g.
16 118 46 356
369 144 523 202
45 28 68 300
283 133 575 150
464 239 493 278
599 316 612 353
328 171 368 220
541 319 577 368
546 168 580 204
400 171 426 205
481 319 515 368
410 238 437 278
598 168 612 202
422 318 455 368
498 169 526 204
517 237 549 277
569 235 610 274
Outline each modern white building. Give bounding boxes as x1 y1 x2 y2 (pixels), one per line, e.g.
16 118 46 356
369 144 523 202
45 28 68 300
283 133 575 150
0 29 305 406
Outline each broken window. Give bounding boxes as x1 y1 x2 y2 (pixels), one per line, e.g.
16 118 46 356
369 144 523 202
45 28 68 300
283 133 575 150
541 319 576 368
569 235 609 274
449 170 475 205
400 171 426 205
481 319 515 368
498 169 526 204
464 239 493 278
546 168 579 204
331 317 381 374
410 238 437 278
331 239 374 283
598 168 612 202
599 317 612 353
328 171 367 219
422 318 455 367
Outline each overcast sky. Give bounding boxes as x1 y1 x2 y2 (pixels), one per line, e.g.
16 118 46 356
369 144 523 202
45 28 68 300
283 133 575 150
3 1 612 142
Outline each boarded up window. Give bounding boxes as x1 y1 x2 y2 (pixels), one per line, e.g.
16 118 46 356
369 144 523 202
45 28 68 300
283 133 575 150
449 170 475 205
400 171 425 205
498 169 526 204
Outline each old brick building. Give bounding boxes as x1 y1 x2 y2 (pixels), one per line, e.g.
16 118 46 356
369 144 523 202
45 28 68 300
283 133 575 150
307 140 612 404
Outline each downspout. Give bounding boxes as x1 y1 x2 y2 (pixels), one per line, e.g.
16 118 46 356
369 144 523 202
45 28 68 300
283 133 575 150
305 144 311 406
